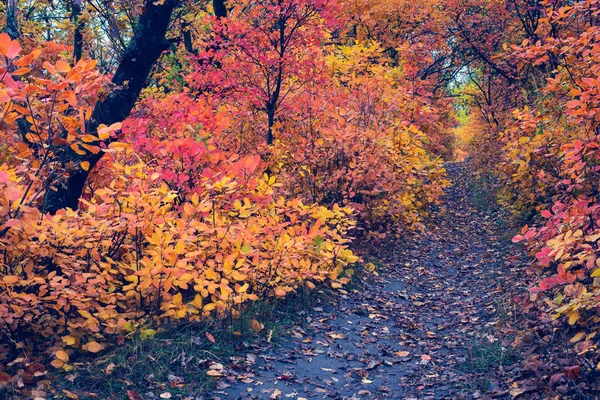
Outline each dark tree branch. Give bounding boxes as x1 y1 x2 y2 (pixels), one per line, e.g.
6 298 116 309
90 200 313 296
42 0 180 213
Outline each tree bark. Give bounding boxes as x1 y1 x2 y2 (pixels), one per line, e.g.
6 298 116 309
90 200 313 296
42 0 180 213
72 0 84 62
213 0 228 19
267 106 275 145
5 0 19 39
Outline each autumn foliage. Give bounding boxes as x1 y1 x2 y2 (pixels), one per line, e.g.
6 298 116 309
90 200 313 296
0 0 453 379
9 0 600 393
507 1 600 358
454 0 600 370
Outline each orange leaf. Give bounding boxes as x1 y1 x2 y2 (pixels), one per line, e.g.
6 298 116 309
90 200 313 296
0 33 21 59
84 341 103 353
2 275 20 284
56 60 71 73
6 41 21 59
55 350 69 362
206 332 216 343
43 61 57 76
0 33 10 56
12 67 31 76
249 319 264 332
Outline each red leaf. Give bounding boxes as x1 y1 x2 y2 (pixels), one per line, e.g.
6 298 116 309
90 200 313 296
563 365 581 380
549 373 565 387
0 372 11 384
541 210 552 218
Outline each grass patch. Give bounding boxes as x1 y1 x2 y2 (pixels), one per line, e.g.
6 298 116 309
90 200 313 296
456 340 520 393
459 341 518 373
457 342 519 374
457 339 520 387
1 287 332 400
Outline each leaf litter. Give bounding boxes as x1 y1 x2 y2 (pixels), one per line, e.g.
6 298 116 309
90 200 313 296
207 163 523 399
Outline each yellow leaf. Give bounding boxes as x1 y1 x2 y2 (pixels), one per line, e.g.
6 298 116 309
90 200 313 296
80 134 97 143
174 240 186 255
553 292 564 305
78 309 93 320
230 271 247 282
107 142 131 150
364 262 376 272
193 294 203 308
569 311 580 326
205 268 219 280
62 335 77 346
518 136 530 144
80 161 90 171
140 329 156 340
172 292 182 305
50 359 65 369
275 288 286 297
236 282 249 293
123 321 134 332
97 122 122 140
183 203 195 216
224 253 237 273
571 332 586 343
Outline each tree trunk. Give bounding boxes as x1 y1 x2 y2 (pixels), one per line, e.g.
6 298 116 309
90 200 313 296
42 0 180 213
267 106 275 145
213 0 228 18
72 0 84 62
5 0 19 39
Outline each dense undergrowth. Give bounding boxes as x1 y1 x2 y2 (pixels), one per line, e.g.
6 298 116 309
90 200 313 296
458 0 600 395
4 0 600 397
0 1 454 394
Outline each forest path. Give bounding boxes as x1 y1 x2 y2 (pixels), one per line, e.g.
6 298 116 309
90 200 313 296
209 162 516 400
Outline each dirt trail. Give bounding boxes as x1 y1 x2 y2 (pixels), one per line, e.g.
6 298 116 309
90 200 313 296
209 162 516 399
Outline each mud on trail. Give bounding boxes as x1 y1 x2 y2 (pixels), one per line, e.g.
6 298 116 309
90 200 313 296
209 162 521 400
